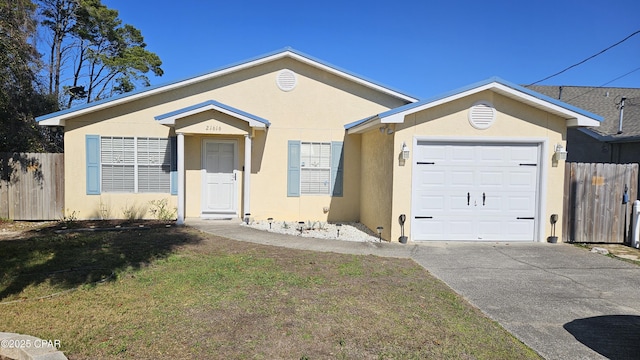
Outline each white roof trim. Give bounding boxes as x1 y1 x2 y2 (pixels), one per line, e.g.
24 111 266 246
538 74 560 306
348 81 600 134
37 49 418 127
157 103 267 128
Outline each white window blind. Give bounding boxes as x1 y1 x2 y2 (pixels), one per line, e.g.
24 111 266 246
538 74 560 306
101 137 135 192
137 137 170 193
100 136 170 193
300 142 331 195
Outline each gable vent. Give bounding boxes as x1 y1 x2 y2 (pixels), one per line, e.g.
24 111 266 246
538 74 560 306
276 69 297 91
468 102 496 130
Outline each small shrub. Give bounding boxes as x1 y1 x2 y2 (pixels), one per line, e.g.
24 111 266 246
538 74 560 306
98 197 111 220
148 199 176 221
61 209 79 225
121 202 146 220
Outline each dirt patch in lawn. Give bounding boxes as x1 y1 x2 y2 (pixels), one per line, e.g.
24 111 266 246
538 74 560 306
0 220 174 240
581 243 640 262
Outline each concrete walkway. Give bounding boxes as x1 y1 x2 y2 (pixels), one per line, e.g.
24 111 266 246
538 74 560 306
188 219 640 360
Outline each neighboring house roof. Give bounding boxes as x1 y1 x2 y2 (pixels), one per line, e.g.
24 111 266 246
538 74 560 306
528 85 640 142
37 47 419 127
155 100 270 128
346 77 603 133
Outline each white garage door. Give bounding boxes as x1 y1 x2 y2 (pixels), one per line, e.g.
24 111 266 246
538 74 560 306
411 142 539 241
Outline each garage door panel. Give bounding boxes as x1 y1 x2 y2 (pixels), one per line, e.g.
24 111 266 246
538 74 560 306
415 194 445 212
417 169 445 186
508 194 536 211
413 219 444 240
479 171 503 187
415 191 473 213
416 142 446 161
510 146 539 163
412 142 539 242
477 193 503 211
479 146 504 161
480 192 535 212
506 220 535 240
450 194 473 211
509 168 538 189
477 220 503 239
451 170 474 186
451 146 476 162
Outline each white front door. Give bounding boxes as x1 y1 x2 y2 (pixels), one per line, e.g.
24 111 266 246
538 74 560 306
412 142 540 241
202 140 237 216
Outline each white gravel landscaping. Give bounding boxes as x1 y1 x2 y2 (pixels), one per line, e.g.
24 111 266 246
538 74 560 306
241 220 383 242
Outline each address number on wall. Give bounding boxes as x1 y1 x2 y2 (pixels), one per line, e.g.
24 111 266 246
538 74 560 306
205 125 222 132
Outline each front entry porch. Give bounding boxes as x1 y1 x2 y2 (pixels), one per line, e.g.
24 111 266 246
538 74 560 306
154 100 270 224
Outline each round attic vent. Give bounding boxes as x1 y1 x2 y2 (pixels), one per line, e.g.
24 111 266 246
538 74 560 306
276 69 297 91
468 101 496 130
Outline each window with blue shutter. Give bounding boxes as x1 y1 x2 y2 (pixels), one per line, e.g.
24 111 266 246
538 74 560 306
87 135 172 194
288 140 344 197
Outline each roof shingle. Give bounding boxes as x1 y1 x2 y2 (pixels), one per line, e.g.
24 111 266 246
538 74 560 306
528 85 640 140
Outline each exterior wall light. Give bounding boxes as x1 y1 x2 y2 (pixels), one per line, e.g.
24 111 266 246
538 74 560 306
554 143 567 161
401 142 410 160
267 217 273 229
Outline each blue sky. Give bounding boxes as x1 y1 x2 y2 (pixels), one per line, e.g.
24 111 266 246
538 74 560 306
103 0 640 99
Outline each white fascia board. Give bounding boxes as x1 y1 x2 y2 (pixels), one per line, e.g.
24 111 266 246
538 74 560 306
490 83 602 126
378 82 602 127
158 104 267 129
382 112 407 124
38 56 281 126
566 117 601 127
346 117 382 134
38 118 65 126
378 83 496 124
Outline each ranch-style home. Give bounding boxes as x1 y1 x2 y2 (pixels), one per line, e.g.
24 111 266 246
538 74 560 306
37 48 602 242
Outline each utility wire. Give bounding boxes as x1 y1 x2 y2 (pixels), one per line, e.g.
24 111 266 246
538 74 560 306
527 29 640 86
565 66 640 102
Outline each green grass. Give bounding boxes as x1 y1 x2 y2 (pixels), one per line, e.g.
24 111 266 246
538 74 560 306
0 222 541 359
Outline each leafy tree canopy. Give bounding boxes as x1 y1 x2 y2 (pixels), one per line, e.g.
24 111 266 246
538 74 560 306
40 0 164 107
0 0 163 153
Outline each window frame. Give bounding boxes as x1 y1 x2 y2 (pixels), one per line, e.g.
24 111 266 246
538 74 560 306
299 141 332 195
100 136 172 194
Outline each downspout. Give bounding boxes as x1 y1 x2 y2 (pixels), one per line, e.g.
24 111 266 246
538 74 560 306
618 97 626 134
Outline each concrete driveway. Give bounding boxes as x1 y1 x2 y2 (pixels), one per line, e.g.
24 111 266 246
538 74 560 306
410 242 640 360
188 219 640 360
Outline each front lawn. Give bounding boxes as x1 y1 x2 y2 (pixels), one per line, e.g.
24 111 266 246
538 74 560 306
0 222 541 359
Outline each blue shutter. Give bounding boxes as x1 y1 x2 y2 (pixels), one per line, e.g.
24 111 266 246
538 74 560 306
86 135 100 195
287 140 301 197
331 141 344 197
170 136 178 195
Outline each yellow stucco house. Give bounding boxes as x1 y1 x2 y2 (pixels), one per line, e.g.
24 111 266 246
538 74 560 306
37 48 602 242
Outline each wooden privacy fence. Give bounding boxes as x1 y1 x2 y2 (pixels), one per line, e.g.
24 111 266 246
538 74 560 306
0 153 64 220
563 162 638 243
